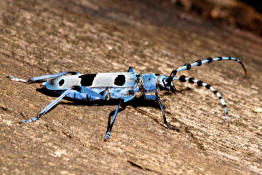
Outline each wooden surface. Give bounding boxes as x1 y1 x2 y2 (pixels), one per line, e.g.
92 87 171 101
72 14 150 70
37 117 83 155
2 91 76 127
0 0 262 174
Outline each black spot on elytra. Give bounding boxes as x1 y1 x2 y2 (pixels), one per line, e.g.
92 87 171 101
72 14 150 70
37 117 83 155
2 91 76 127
114 75 125 86
59 79 64 86
80 74 96 86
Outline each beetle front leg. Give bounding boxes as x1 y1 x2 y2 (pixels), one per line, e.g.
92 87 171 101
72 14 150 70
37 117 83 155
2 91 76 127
157 98 180 131
144 94 179 131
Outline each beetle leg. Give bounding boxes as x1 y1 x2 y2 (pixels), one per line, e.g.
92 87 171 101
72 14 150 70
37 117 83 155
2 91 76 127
8 71 80 83
158 98 180 131
20 89 71 123
104 95 135 141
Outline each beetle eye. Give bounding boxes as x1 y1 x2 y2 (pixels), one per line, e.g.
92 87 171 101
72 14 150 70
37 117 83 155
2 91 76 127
59 79 64 86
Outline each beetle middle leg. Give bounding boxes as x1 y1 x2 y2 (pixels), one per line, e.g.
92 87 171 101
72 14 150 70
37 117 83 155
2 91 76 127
104 95 135 141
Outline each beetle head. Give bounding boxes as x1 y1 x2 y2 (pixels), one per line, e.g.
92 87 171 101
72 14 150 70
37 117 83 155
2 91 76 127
158 75 176 92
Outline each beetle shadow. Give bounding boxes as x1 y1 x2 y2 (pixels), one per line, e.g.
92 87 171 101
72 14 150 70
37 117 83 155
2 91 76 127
36 88 162 108
36 86 193 112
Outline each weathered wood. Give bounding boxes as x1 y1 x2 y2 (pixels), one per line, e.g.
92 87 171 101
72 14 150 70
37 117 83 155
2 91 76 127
0 0 262 174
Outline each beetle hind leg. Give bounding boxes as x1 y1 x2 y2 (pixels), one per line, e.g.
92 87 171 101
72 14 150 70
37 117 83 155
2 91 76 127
144 94 180 131
20 89 71 123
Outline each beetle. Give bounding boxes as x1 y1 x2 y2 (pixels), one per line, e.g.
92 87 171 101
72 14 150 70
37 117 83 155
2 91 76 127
8 57 247 140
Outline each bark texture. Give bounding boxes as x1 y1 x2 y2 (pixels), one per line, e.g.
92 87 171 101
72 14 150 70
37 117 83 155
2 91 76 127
0 0 262 174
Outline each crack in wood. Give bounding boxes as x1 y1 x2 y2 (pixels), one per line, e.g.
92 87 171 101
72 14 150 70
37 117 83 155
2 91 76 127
127 160 161 174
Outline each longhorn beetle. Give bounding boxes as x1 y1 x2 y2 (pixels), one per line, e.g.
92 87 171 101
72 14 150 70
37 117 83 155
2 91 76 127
8 57 247 140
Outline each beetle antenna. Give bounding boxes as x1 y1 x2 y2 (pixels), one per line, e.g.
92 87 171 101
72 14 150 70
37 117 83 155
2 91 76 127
173 75 230 125
167 57 247 86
